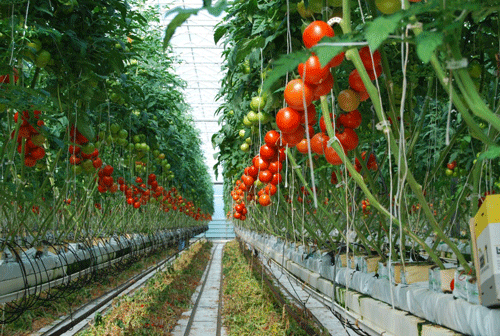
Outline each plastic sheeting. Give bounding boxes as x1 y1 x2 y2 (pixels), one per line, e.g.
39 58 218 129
236 227 500 336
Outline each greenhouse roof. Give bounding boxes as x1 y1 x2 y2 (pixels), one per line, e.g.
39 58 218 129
152 0 225 183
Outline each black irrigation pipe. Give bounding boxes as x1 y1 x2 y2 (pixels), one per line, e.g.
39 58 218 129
40 235 205 336
0 226 207 325
237 239 327 336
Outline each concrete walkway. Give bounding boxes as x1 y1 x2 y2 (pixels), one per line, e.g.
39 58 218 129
172 243 228 336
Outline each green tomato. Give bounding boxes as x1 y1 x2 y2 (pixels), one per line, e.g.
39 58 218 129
81 143 95 154
240 143 250 152
245 137 252 145
468 62 482 79
445 168 453 176
35 50 51 68
135 143 142 151
110 123 121 134
257 112 272 124
375 0 401 15
228 110 234 116
239 129 246 138
133 135 141 143
158 153 166 160
297 1 314 18
243 116 252 127
82 160 94 173
127 143 135 151
118 129 128 139
153 149 160 157
250 96 266 111
27 39 42 53
247 111 259 124
72 165 83 175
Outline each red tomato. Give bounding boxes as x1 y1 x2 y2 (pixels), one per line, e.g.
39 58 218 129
258 194 272 206
284 79 314 111
277 147 287 162
271 173 282 185
259 170 273 183
349 69 367 92
298 55 330 85
264 130 280 147
93 157 103 169
359 46 381 70
310 132 329 155
102 165 114 176
247 165 259 177
276 107 302 134
296 138 309 154
260 144 277 161
281 125 305 147
325 146 344 165
336 128 359 151
252 155 269 171
319 113 334 133
313 72 334 99
268 161 283 173
328 52 345 68
302 21 334 49
300 105 317 125
338 109 362 129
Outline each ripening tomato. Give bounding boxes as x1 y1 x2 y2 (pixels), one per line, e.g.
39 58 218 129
284 79 314 111
302 21 334 49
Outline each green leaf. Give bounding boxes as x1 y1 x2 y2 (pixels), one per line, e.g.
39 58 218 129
76 114 95 141
214 25 227 44
478 146 500 160
261 51 309 93
416 31 444 63
365 12 404 51
206 0 228 16
163 8 201 48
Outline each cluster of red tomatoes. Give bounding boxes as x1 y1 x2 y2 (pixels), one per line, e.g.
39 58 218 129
361 199 372 216
118 177 209 220
68 125 105 175
12 110 46 167
230 21 386 220
96 164 117 193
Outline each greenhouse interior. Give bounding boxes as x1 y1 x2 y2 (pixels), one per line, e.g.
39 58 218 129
1 0 500 335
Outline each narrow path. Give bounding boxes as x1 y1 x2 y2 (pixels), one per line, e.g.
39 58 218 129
172 242 227 336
